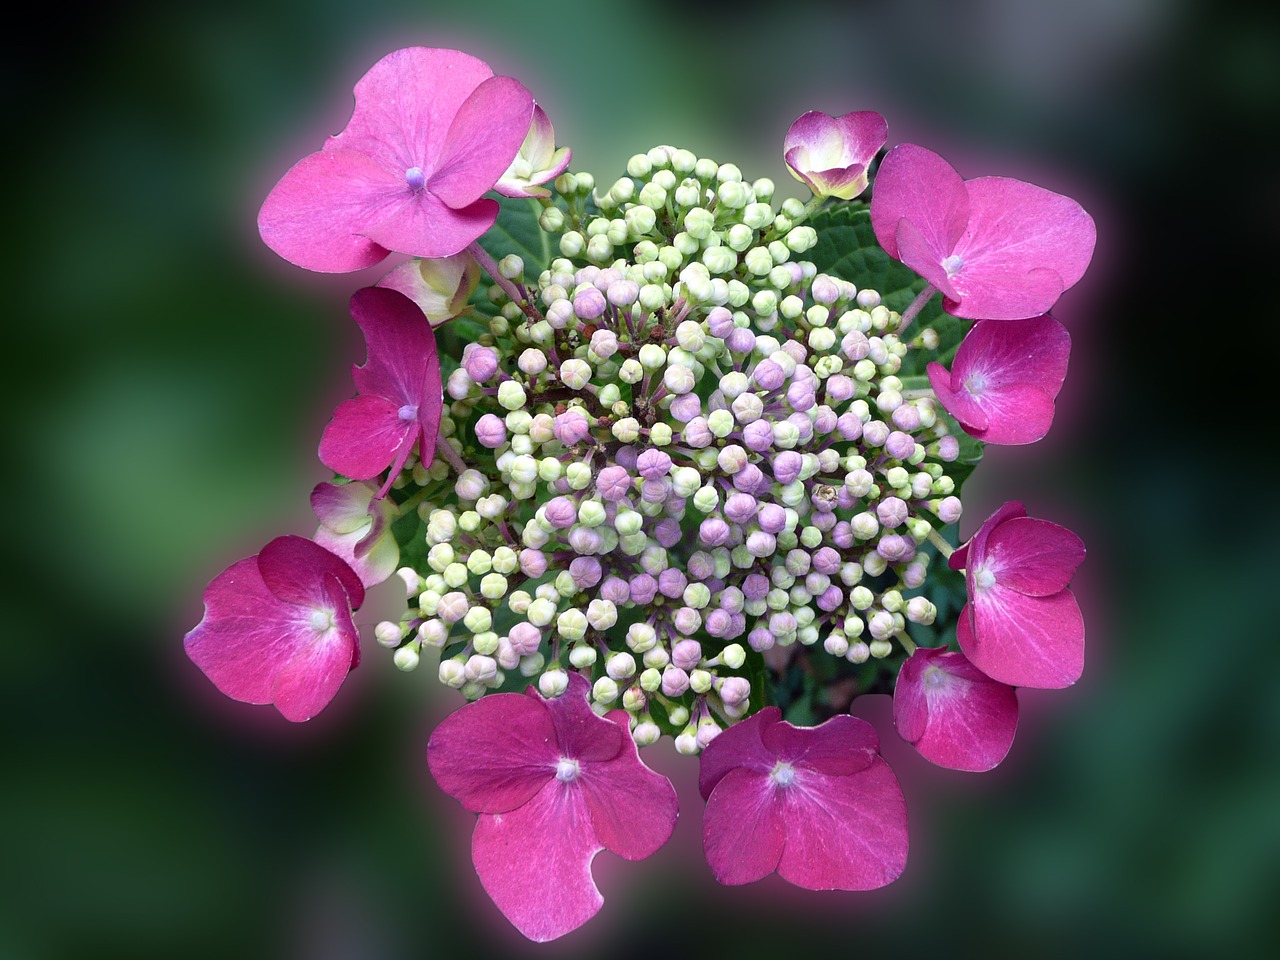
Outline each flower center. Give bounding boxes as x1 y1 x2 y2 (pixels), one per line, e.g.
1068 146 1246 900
941 254 964 276
923 665 948 689
964 372 987 397
555 758 580 783
974 566 997 591
404 166 426 191
769 761 796 787
309 609 335 633
397 403 419 422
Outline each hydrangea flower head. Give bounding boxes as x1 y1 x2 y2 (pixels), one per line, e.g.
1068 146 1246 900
318 286 443 498
427 672 678 942
184 536 364 722
258 47 534 272
783 110 887 201
870 143 1096 319
927 315 1071 444
700 707 907 889
495 105 572 199
952 501 1086 688
894 646 1018 771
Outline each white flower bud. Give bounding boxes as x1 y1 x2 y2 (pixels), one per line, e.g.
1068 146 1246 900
539 669 569 698
438 658 467 688
593 676 620 704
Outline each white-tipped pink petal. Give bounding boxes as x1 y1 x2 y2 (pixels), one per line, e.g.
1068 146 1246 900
783 110 887 201
496 105 573 199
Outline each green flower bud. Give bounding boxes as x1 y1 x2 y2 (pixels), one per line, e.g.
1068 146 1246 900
638 343 666 370
671 148 696 173
684 207 715 240
463 606 492 634
538 457 563 482
498 254 524 281
569 642 598 669
744 247 774 276
625 205 657 237
693 485 720 513
721 644 746 669
557 608 588 641
480 573 508 600
539 205 566 233
473 631 499 656
689 669 713 694
559 231 585 257
622 687 647 713
593 676 620 705
606 652 637 680
650 422 673 446
539 669 569 698
785 226 817 253
717 181 748 208
443 562 470 589
703 245 738 275
565 462 593 490
869 639 893 659
707 409 734 438
526 597 557 627
438 657 467 688
498 380 527 411
577 500 606 527
850 586 874 610
555 570 578 598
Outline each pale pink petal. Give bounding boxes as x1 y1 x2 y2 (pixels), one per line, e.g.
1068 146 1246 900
963 588 1085 689
536 672 623 763
496 104 571 198
783 111 886 201
362 191 500 261
257 150 400 272
311 481 375 536
870 143 969 260
985 517 1086 596
471 780 604 942
318 394 414 481
947 176 1095 319
927 360 989 433
702 766 786 886
427 693 558 814
579 711 678 861
894 647 1018 771
257 535 364 611
313 520 399 589
270 575 361 722
776 758 908 890
698 706 779 799
429 76 534 208
329 47 495 175
761 714 878 775
376 254 481 325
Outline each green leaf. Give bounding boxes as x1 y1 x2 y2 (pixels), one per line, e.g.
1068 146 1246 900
478 195 552 276
805 203 970 374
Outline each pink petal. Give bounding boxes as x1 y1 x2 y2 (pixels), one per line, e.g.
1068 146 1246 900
927 360 989 433
953 500 1026 573
951 316 1070 396
415 342 443 474
270 574 361 722
536 672 623 763
361 191 500 261
962 588 1085 689
257 150 400 273
429 75 534 208
578 710 678 861
775 758 908 890
348 287 435 407
761 714 879 775
313 520 399 589
471 780 604 942
985 516 1086 596
318 394 414 482
894 218 960 299
947 176 1095 320
870 144 969 261
311 481 375 536
427 693 558 814
257 535 364 611
698 706 779 800
702 766 786 885
328 47 496 176
894 647 1018 771
959 383 1057 444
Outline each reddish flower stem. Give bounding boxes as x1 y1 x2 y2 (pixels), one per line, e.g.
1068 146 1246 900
894 283 936 338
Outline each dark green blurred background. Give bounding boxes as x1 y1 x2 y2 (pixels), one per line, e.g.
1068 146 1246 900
7 1 1279 957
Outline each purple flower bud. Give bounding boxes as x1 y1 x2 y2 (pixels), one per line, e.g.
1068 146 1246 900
629 573 658 605
753 359 785 391
772 451 803 485
641 477 671 503
734 463 767 494
757 504 787 535
699 516 731 547
685 551 714 581
723 492 758 525
726 327 756 354
545 496 577 529
892 403 922 432
673 605 702 634
662 666 690 697
836 412 863 441
508 622 542 656
575 266 601 286
600 576 631 604
463 346 498 382
719 676 751 707
812 406 838 435
607 279 639 306
637 449 673 481
570 556 603 589
726 612 747 638
811 546 841 575
903 561 928 588
768 611 796 635
573 286 606 319
704 608 731 637
658 568 688 599
568 526 604 554
672 639 702 670
832 521 854 548
746 530 777 558
886 431 916 461
614 446 638 470
707 307 734 338
648 517 679 549
782 340 807 364
863 420 890 447
877 497 909 528
748 626 775 651
742 574 770 602
742 420 774 452
826 374 855 402
595 465 632 502
811 276 840 304
936 435 960 461
876 534 915 563
683 417 713 448
788 413 814 443
784 263 804 286
551 477 572 495
553 409 590 446
669 393 703 422
936 496 963 524
812 509 837 532
519 549 547 577
842 330 870 361
786 380 816 411
817 585 844 612
717 585 744 612
474 413 507 449
590 329 619 360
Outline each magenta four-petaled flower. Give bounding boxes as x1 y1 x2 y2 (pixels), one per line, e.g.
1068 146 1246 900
427 672 678 942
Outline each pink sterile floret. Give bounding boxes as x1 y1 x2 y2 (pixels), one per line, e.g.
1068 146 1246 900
258 47 534 272
494 104 572 199
870 143 1096 320
426 672 678 942
184 535 365 722
310 480 399 588
699 706 908 890
318 287 444 499
893 646 1018 772
951 501 1086 689
783 110 888 201
927 315 1071 445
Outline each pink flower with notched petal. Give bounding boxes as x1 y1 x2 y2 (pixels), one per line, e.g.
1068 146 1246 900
184 536 364 722
311 480 399 588
495 105 572 199
871 143 1096 320
426 672 678 942
699 706 907 890
258 47 534 272
927 315 1071 444
319 287 443 499
894 646 1018 772
951 501 1086 689
784 110 888 201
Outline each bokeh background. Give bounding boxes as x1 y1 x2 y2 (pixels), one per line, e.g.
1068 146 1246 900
6 0 1278 956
